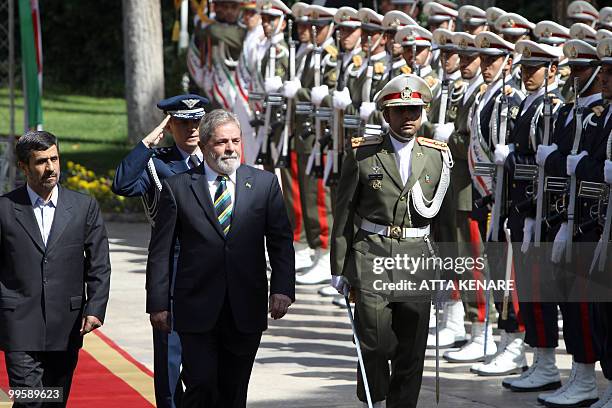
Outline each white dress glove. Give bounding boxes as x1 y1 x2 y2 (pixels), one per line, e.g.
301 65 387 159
332 87 352 110
264 76 283 94
536 143 558 167
521 217 535 254
359 102 377 122
566 150 588 176
282 78 302 99
433 123 454 142
311 85 329 107
331 275 350 296
605 160 612 184
494 144 511 165
551 222 568 263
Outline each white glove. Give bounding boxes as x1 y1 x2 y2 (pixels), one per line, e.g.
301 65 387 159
311 85 329 107
282 78 302 99
536 143 558 167
494 144 511 165
332 88 352 110
551 222 568 263
360 102 377 122
331 275 350 296
264 76 283 94
521 217 535 254
433 123 454 142
566 150 588 176
605 160 612 184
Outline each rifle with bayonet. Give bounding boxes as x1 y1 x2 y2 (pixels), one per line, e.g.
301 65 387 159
255 33 278 166
276 19 295 169
306 25 328 178
566 77 584 263
325 30 347 186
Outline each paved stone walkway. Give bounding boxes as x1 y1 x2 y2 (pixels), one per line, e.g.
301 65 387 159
102 221 608 407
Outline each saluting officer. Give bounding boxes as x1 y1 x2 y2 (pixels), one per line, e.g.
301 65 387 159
112 94 208 408
331 74 452 408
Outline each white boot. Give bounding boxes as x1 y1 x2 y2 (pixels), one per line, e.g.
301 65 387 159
541 362 598 407
537 361 577 404
509 347 561 392
443 322 497 363
472 331 528 376
590 381 612 408
295 244 315 271
318 286 339 296
427 300 467 348
296 250 330 285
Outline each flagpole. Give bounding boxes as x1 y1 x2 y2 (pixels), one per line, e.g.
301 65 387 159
8 0 16 190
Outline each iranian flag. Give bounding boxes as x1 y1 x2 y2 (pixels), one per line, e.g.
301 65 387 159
18 0 43 130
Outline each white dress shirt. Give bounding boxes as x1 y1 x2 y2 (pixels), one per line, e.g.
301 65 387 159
203 160 237 209
390 135 415 185
27 184 58 246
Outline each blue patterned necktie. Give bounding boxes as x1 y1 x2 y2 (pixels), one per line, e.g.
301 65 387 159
214 175 232 235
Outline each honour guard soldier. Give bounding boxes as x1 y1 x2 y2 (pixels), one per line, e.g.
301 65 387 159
423 1 458 77
112 94 208 408
190 0 246 110
588 38 612 408
348 8 388 124
532 39 603 407
430 31 490 350
458 5 487 36
292 4 339 285
391 0 422 20
567 0 600 28
534 21 573 100
382 11 416 79
445 31 525 366
485 7 506 34
396 25 441 118
331 74 452 408
495 13 536 86
493 40 565 380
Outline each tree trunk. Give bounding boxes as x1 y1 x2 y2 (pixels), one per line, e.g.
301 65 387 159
122 0 164 144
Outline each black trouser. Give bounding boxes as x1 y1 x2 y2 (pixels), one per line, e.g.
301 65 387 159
4 349 79 408
178 299 262 408
354 291 430 408
592 303 612 379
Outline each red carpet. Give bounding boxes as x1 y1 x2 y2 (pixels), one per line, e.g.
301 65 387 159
0 331 155 407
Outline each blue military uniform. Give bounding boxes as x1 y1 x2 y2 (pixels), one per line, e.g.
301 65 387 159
112 94 207 408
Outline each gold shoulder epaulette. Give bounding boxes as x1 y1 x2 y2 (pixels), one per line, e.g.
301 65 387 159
454 79 465 89
504 85 514 96
352 54 363 68
479 83 488 95
374 62 385 75
401 65 412 74
425 76 439 88
324 44 338 59
351 134 383 148
416 136 448 151
592 105 605 117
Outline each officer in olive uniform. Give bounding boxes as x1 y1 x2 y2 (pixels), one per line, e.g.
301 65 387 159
331 74 453 408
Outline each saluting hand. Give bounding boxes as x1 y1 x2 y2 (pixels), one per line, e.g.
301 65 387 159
269 294 292 320
142 115 171 148
80 315 103 336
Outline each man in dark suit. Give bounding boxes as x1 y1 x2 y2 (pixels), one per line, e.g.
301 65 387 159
0 131 111 407
146 109 295 408
112 94 208 408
